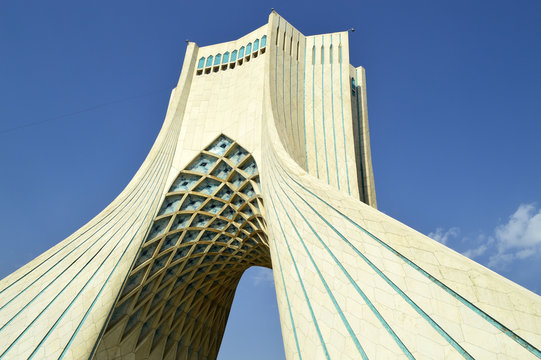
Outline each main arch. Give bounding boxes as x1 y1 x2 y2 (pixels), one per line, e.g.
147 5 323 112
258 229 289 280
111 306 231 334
0 11 540 360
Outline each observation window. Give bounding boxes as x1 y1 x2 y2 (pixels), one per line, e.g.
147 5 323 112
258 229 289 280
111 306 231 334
198 57 205 69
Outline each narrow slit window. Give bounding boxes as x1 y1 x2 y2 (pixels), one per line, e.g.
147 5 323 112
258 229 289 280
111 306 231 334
289 36 293 55
276 27 279 45
329 44 333 64
321 45 324 65
296 41 299 61
339 44 342 63
312 46 315 65
197 57 205 69
283 32 286 50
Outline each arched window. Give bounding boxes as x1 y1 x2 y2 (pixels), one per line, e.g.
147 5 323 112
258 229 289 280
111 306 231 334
329 44 333 64
261 35 267 48
276 27 279 45
246 43 252 54
214 53 222 65
339 44 342 63
321 45 324 65
197 57 205 69
206 56 213 67
231 50 238 62
253 39 259 51
312 46 315 65
222 52 230 63
239 46 245 58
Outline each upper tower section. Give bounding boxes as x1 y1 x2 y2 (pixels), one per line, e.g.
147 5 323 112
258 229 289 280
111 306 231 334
171 11 376 207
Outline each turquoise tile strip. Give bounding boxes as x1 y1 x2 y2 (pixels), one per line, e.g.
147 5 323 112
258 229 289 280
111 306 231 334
303 39 308 171
339 35 351 195
58 126 182 358
269 162 473 359
321 36 330 184
330 36 340 189
270 226 303 360
0 123 177 359
269 180 367 360
312 38 319 178
267 194 330 360
272 171 414 359
274 157 541 359
0 130 166 300
0 139 169 330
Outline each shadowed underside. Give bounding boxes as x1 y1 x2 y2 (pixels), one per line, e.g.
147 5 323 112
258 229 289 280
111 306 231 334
95 136 271 359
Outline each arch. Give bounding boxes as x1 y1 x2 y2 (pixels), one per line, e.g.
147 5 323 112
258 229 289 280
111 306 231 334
214 53 222 66
222 51 230 64
206 55 213 67
96 135 270 359
197 57 205 69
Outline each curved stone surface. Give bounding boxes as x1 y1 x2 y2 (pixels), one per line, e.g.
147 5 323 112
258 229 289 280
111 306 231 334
0 10 540 360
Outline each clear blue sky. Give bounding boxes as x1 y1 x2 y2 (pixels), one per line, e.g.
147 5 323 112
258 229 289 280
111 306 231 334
1 1 540 359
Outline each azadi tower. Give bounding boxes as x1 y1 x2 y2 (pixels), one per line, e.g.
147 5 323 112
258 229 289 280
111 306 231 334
1 11 540 360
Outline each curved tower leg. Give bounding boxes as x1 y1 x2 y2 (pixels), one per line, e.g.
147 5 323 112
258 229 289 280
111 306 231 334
0 10 540 360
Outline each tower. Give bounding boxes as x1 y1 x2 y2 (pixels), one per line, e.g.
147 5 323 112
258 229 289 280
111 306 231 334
0 11 540 359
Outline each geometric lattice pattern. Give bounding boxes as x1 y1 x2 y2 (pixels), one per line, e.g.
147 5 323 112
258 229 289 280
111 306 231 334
1 11 540 360
94 135 270 359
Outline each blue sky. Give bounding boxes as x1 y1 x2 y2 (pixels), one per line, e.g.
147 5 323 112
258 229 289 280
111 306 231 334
1 1 540 359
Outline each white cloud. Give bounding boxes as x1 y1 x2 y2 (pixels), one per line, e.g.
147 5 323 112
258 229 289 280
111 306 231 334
250 267 274 286
428 227 460 245
488 203 541 267
428 203 541 269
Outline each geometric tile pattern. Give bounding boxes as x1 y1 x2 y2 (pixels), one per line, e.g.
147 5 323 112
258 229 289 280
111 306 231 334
94 135 270 359
1 11 541 360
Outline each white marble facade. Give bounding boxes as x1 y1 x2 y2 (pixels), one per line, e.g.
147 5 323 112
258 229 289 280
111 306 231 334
0 11 540 360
